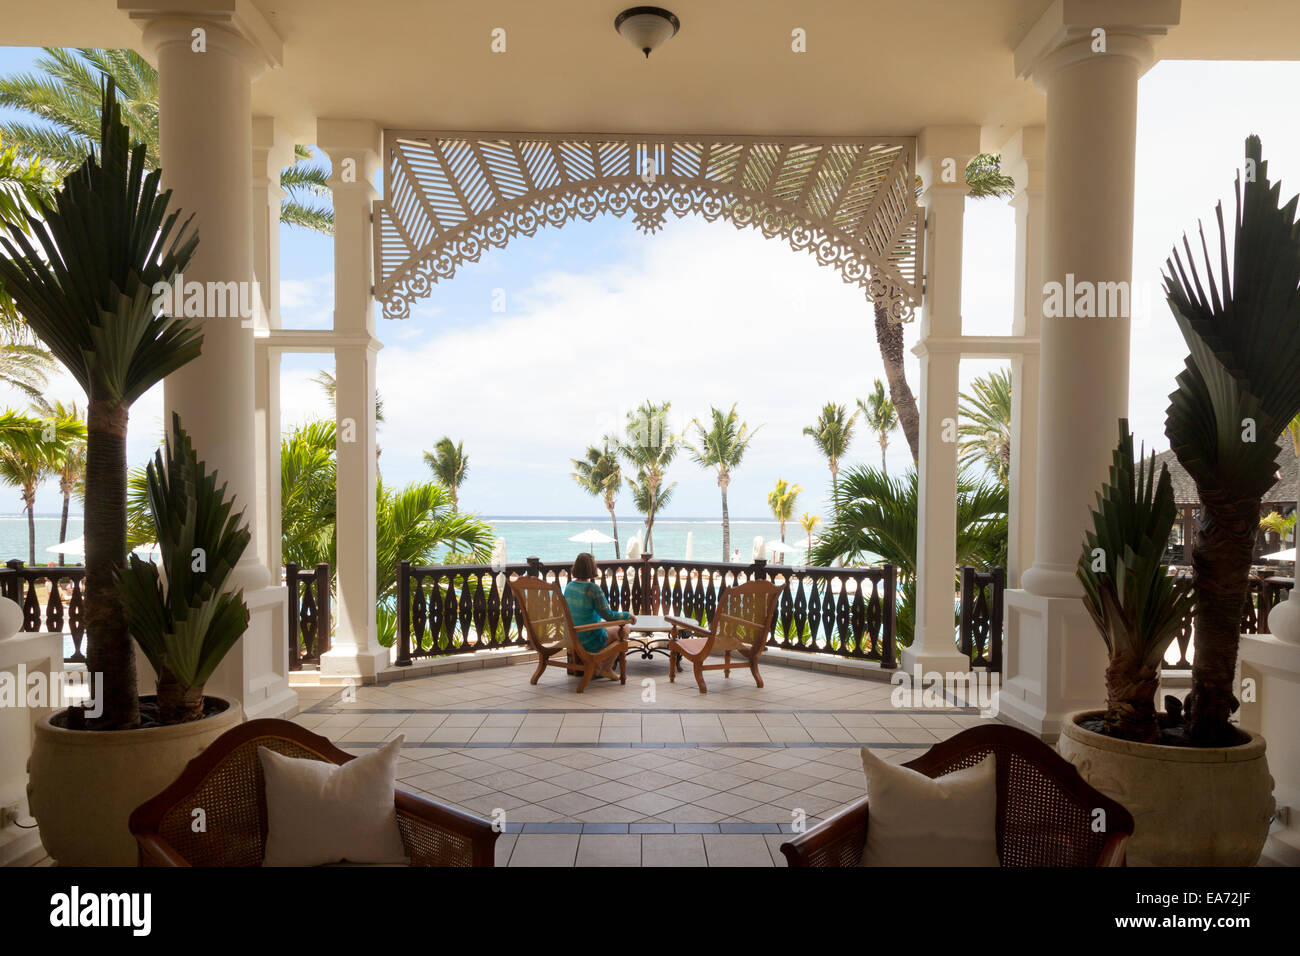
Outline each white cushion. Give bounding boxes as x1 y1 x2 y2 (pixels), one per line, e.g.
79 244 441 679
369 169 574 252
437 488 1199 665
858 746 1000 867
259 737 409 867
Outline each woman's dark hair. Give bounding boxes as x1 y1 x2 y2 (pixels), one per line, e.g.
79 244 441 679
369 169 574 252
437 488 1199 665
572 552 598 581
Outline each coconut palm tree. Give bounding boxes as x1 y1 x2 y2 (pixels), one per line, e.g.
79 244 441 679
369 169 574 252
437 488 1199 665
856 380 898 474
0 410 83 563
875 154 1016 463
812 465 1007 644
41 400 87 564
798 512 821 564
614 401 678 553
571 443 622 558
803 403 854 513
767 479 801 543
0 79 201 729
1163 136 1300 745
686 404 760 560
0 135 59 376
424 437 468 512
0 48 333 233
957 368 1013 485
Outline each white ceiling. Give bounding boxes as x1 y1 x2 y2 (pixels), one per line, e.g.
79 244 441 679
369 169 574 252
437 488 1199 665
1 1 1298 148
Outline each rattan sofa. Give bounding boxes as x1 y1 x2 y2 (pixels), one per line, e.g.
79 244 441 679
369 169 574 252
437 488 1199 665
780 724 1134 867
129 718 498 866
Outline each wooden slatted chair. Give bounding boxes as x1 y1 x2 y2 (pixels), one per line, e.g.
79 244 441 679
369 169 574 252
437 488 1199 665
128 719 497 867
665 580 780 693
508 575 628 693
779 724 1134 867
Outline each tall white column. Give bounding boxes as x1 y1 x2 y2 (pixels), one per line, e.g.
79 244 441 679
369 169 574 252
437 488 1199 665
903 126 981 677
252 117 292 580
999 3 1177 738
318 120 387 681
129 8 295 718
1001 127 1045 589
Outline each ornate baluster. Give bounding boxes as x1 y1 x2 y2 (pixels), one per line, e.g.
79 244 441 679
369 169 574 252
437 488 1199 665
849 577 866 658
45 573 65 636
470 571 489 650
66 579 86 664
806 577 822 649
486 574 502 648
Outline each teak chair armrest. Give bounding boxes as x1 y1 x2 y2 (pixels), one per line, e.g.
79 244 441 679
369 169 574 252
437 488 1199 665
779 797 869 867
135 833 191 867
1095 832 1130 867
573 621 618 632
664 615 710 637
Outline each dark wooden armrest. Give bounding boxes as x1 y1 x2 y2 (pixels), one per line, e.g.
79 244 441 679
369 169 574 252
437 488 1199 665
779 797 869 867
395 789 499 867
135 833 191 867
1095 832 1129 867
665 615 709 637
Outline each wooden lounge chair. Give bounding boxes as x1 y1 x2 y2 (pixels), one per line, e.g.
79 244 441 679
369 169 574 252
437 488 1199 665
129 718 497 866
508 575 628 693
779 724 1134 867
666 580 780 693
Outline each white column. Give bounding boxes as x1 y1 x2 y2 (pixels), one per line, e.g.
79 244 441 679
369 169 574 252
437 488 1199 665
130 8 295 718
1001 127 1045 589
252 117 292 580
999 3 1177 738
318 120 386 680
903 126 981 677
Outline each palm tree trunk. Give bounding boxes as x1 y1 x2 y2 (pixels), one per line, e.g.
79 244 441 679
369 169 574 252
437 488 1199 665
1104 646 1160 742
720 480 731 561
84 396 139 729
607 501 620 559
830 462 839 518
874 300 920 463
879 436 888 475
25 489 35 565
58 486 70 566
1186 495 1259 745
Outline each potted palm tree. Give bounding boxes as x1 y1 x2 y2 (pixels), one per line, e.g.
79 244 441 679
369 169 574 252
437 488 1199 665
0 80 251 865
1060 137 1299 865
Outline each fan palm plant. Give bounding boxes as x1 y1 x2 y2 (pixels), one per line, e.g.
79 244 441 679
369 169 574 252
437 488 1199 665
571 443 622 558
812 466 1007 644
803 403 854 513
1163 136 1300 745
857 380 898 474
957 368 1013 485
614 401 678 553
0 48 332 233
1077 421 1196 743
117 415 250 724
686 404 760 560
0 79 201 729
767 479 801 543
424 437 468 512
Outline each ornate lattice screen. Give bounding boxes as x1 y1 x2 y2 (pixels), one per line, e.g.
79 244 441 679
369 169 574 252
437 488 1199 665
373 131 923 322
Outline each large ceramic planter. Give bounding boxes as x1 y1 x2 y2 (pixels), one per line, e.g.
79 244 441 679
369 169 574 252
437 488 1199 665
27 697 242 866
1058 710 1274 866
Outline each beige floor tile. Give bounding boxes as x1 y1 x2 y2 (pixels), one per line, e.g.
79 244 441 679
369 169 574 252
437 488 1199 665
575 834 642 867
703 834 776 867
508 834 579 867
643 834 706 867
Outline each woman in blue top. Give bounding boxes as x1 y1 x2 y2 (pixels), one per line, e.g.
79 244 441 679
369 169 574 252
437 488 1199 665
562 552 635 680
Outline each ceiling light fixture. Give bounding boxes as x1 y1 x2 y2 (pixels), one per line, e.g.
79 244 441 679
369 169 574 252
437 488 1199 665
614 7 680 59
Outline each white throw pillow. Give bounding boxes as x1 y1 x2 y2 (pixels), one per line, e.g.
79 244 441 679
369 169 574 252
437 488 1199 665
858 746 1000 867
259 736 409 867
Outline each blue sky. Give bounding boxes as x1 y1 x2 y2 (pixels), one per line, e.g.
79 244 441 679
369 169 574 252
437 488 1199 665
3 46 1300 521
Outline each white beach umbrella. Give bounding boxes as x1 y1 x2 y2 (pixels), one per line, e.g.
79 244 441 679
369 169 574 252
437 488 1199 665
46 535 84 557
569 528 614 553
1262 547 1296 563
766 540 793 562
684 531 694 560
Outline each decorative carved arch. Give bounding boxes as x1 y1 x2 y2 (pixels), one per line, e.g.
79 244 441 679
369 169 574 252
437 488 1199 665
373 131 923 322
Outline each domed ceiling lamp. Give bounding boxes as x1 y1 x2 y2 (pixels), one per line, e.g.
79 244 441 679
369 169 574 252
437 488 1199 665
614 7 680 59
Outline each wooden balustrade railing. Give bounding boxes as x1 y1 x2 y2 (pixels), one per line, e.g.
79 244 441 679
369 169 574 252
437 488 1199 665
0 560 87 663
959 566 1004 672
287 562 331 669
396 553 898 668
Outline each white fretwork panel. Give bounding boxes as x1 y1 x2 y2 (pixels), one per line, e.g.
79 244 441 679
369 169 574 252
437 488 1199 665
373 132 923 322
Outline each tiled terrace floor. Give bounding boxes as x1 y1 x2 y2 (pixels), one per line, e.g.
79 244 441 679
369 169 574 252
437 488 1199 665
292 655 996 866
